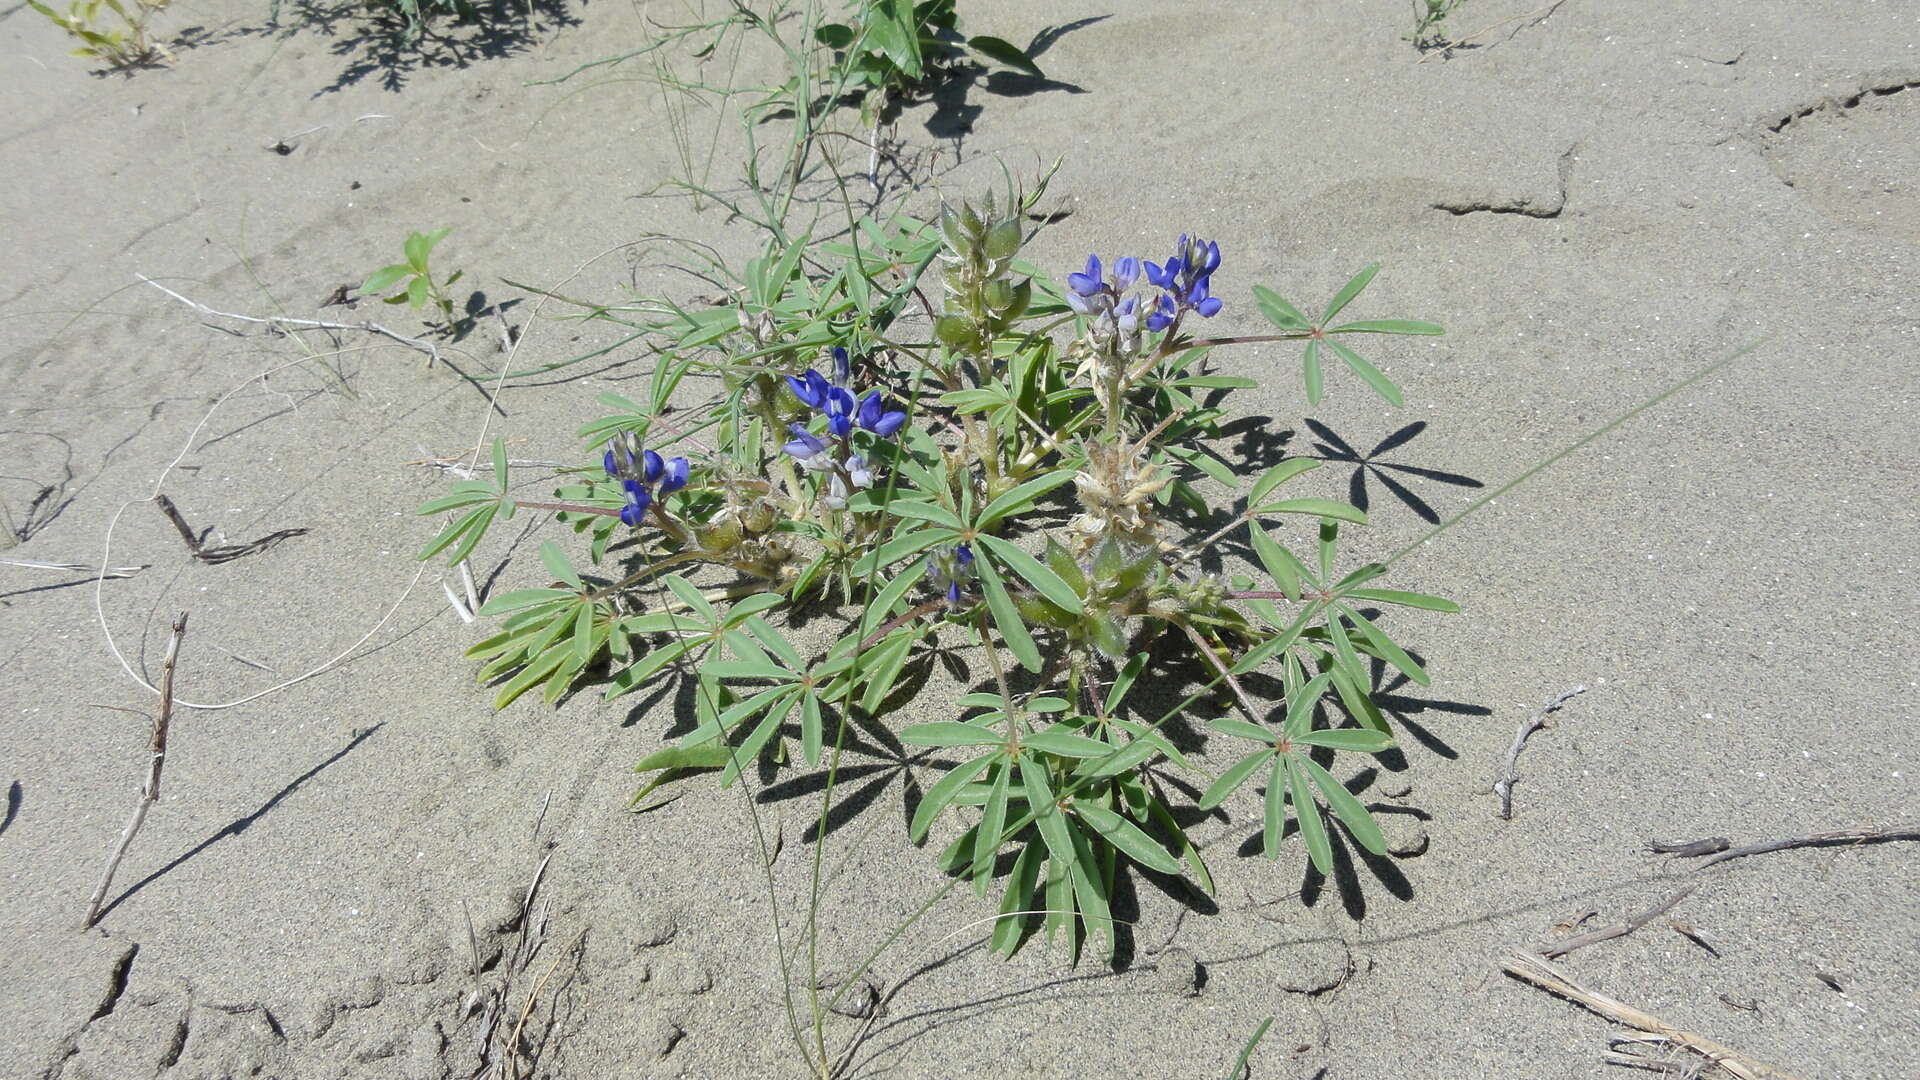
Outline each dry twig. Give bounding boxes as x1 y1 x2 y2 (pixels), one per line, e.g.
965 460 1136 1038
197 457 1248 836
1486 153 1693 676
1539 882 1700 959
1494 684 1587 819
83 613 188 929
1501 949 1800 1080
1658 822 1918 869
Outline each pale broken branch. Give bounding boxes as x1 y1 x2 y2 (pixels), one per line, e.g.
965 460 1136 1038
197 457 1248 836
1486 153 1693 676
83 612 188 929
1501 949 1800 1080
1494 684 1587 819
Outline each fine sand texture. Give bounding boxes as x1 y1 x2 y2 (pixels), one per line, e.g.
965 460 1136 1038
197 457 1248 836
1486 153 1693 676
3 0 1917 1077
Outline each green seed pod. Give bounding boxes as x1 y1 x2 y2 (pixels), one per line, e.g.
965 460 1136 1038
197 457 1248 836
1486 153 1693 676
934 314 976 348
938 205 972 258
982 278 1015 313
982 217 1022 261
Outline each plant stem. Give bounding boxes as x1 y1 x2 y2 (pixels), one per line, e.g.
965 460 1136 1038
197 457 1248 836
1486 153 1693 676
1178 621 1263 725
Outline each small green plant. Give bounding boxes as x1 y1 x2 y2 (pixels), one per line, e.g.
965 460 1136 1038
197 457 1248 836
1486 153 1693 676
360 228 464 331
419 171 1451 983
28 0 172 69
810 0 1042 127
1407 0 1467 51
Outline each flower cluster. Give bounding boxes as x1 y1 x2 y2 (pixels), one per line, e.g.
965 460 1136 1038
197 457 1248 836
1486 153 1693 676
604 432 689 527
781 349 909 509
1066 234 1223 341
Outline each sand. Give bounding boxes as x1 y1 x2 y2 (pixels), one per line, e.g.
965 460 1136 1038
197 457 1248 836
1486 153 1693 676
2 0 1916 1076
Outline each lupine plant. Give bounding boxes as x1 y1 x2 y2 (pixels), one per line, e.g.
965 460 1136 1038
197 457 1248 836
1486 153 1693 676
420 181 1449 962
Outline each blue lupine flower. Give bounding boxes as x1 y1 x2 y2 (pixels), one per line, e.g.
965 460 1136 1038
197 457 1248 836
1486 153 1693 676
831 346 851 388
786 368 831 409
955 542 973 567
856 390 908 437
823 387 856 438
1143 234 1224 326
1066 254 1104 298
660 455 690 493
604 433 689 528
620 479 651 526
783 423 832 469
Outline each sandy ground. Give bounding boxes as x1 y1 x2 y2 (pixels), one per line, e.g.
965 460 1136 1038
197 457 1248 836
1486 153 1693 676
3 0 1917 1077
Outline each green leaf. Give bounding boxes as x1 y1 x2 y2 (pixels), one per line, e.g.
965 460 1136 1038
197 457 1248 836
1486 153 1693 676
1248 522 1304 601
972 763 1011 892
800 691 824 767
1303 339 1324 405
1286 758 1333 873
1199 748 1270 811
1321 263 1380 324
991 842 1042 955
882 499 964 529
719 690 799 786
1207 716 1275 744
403 230 432 272
1282 672 1335 738
538 541 581 589
1339 604 1428 686
1024 729 1113 758
975 554 1042 673
1262 755 1287 860
627 745 732 807
1248 458 1320 507
977 535 1083 615
1324 338 1404 407
1103 652 1148 716
901 722 1005 748
1256 497 1368 525
1303 757 1387 855
1072 802 1181 875
475 587 572 616
1328 319 1444 336
1251 285 1311 331
857 632 915 715
1295 728 1395 753
662 574 717 624
1020 756 1075 875
910 753 998 843
1343 588 1460 613
406 274 430 310
976 468 1076 530
852 526 949 575
359 263 413 296
491 437 508 487
966 34 1042 76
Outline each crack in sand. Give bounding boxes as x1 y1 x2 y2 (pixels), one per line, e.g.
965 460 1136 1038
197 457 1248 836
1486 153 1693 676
1765 76 1920 134
1432 142 1578 219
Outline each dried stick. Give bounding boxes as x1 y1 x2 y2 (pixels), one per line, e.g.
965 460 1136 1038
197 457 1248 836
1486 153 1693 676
1665 822 1919 869
1501 949 1800 1080
1539 882 1700 959
139 274 445 367
83 613 188 929
1494 684 1587 819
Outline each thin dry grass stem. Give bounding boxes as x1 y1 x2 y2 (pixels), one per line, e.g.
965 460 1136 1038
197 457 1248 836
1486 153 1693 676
139 274 447 367
1501 950 1801 1080
2 558 147 577
82 612 187 929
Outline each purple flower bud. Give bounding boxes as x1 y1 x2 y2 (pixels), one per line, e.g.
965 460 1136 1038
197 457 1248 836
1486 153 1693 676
603 448 618 478
1143 259 1174 289
832 346 851 388
619 481 651 527
947 581 961 604
659 456 690 493
643 449 664 484
786 369 830 409
955 543 974 567
1112 256 1142 290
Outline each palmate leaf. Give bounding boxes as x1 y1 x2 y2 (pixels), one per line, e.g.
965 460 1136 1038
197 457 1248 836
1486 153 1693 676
1323 337 1403 407
909 752 997 843
1301 757 1388 856
990 841 1043 956
1338 603 1428 685
1321 263 1380 324
973 763 1012 895
977 534 1082 614
1248 457 1320 507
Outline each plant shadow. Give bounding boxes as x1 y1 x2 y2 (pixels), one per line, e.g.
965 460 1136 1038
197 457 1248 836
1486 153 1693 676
264 0 581 95
1302 418 1484 525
